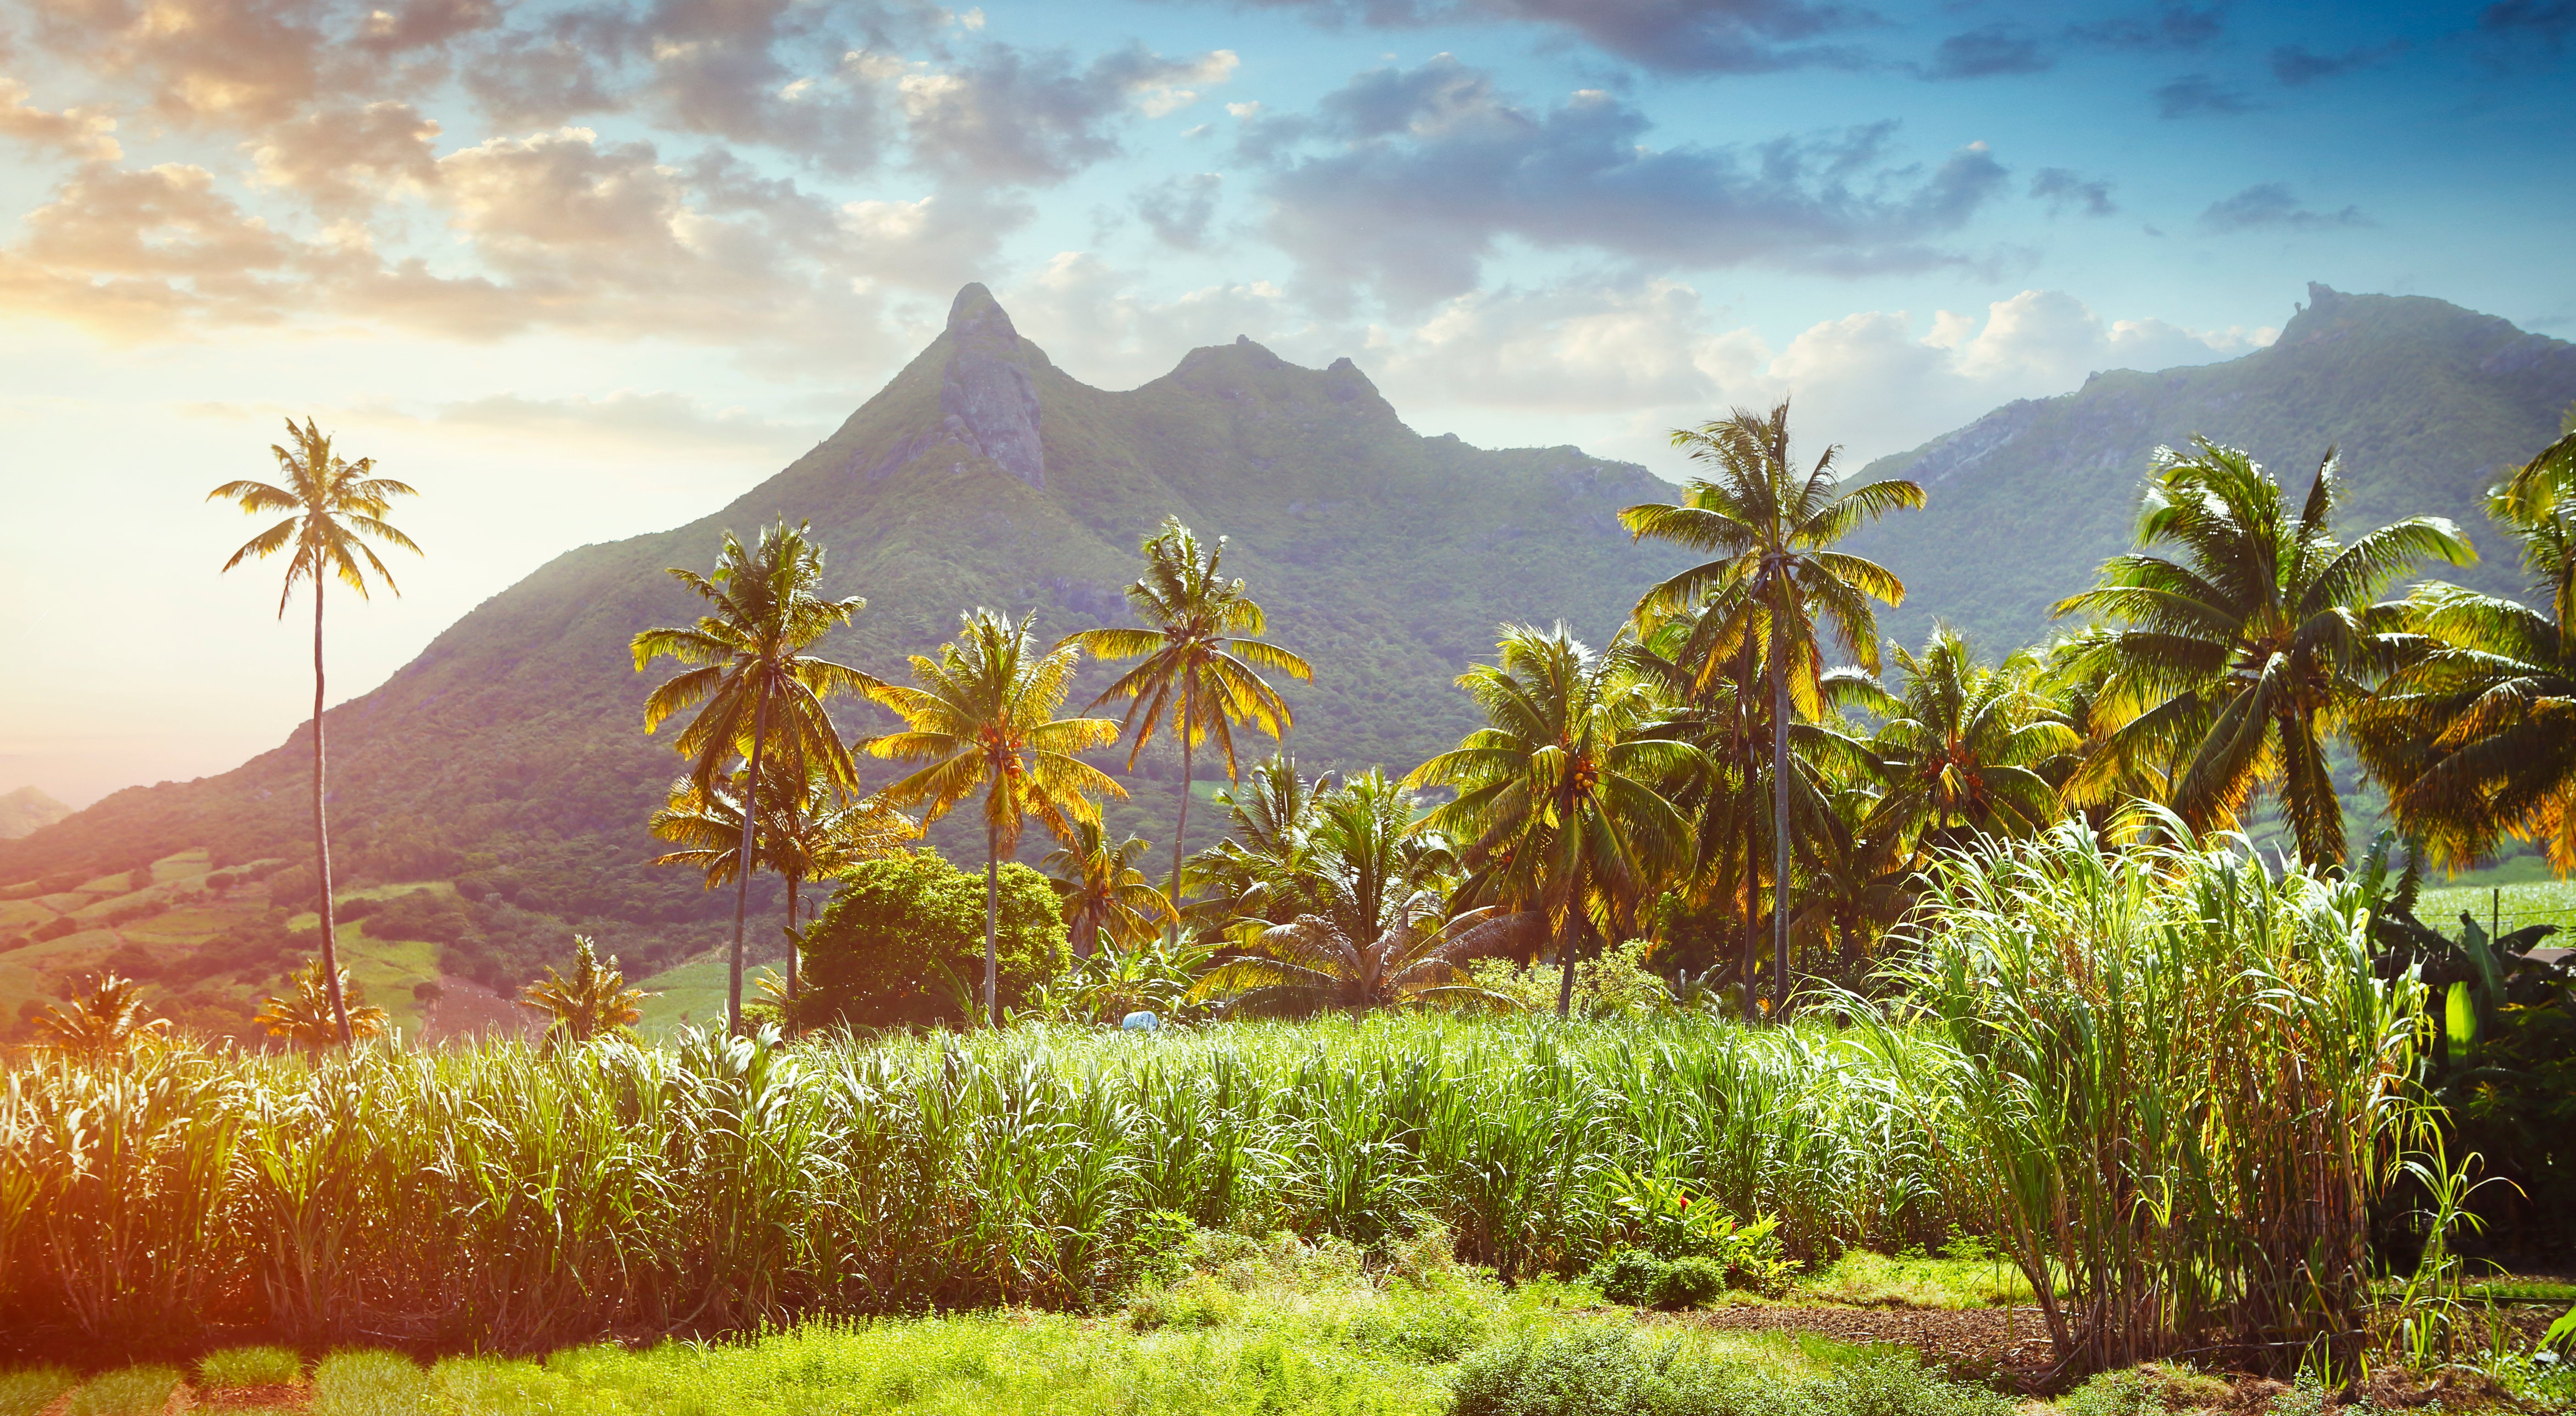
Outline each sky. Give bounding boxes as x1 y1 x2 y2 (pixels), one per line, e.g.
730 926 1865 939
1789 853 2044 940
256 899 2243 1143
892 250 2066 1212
0 0 2570 808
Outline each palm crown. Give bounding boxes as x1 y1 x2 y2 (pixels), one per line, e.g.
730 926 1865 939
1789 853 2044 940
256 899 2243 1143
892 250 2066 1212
2053 438 2473 866
1864 627 2079 857
868 608 1126 1024
32 973 170 1058
1408 624 1695 1016
2356 437 2574 868
632 520 884 1033
1042 819 1178 958
518 936 652 1045
1064 517 1313 921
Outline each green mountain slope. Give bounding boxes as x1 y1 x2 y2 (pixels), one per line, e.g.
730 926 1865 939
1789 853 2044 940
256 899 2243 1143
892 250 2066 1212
0 788 70 841
0 284 1698 985
1844 283 2576 652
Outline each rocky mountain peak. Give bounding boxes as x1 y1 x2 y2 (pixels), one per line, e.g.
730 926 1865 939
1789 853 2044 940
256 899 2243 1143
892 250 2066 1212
938 282 1046 490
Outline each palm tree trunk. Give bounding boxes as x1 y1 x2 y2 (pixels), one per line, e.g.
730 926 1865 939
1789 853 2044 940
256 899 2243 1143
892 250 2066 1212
312 574 353 1046
1171 680 1194 942
784 872 800 1038
1554 913 1579 1018
730 697 768 1036
985 819 1002 1029
1771 641 1793 1021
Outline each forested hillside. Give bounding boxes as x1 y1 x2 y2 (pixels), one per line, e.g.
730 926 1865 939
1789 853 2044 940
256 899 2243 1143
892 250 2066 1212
0 285 1698 996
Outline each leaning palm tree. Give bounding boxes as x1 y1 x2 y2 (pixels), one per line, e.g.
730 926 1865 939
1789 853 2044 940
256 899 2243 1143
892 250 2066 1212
1190 770 1523 1014
1622 400 1923 1018
2053 439 2474 866
632 521 884 1033
254 960 390 1051
1043 819 1178 959
866 609 1126 1026
647 766 918 1009
31 973 170 1059
209 417 420 1046
1063 518 1313 923
1408 625 1696 1017
2357 436 2575 870
518 935 652 1047
1864 627 2079 860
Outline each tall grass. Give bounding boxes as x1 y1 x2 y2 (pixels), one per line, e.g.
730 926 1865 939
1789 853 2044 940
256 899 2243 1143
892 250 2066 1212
2 1016 1950 1350
1853 818 2430 1379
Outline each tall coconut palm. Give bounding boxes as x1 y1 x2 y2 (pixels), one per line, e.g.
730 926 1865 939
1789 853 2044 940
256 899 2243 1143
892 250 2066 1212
1063 518 1313 925
2356 437 2575 869
646 766 918 1010
1189 770 1521 1015
1621 402 1923 1017
2052 438 2474 867
632 520 883 1034
1408 624 1696 1017
1864 627 2079 859
1043 819 1178 959
209 418 420 1047
866 609 1125 1026
518 936 652 1046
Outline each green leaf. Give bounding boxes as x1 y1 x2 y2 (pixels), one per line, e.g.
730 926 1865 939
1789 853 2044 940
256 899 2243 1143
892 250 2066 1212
2444 980 2477 1059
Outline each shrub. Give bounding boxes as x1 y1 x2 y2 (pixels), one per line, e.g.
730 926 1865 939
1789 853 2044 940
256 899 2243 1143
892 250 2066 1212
1803 1354 2017 1416
2060 1362 2234 1416
1352 1285 1485 1361
1449 1328 1704 1416
1646 1257 1727 1310
800 850 1068 1029
1586 1250 1667 1306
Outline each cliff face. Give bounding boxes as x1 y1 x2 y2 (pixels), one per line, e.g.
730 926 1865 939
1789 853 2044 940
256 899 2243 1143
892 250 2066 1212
0 285 1696 935
1845 283 2576 651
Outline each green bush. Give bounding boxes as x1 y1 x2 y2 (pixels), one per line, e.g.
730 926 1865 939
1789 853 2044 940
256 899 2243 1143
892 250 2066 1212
1450 1328 1715 1416
2059 1362 2233 1416
800 850 1069 1029
1646 1257 1727 1310
1803 1354 2017 1416
1352 1285 1487 1361
1587 1249 1667 1306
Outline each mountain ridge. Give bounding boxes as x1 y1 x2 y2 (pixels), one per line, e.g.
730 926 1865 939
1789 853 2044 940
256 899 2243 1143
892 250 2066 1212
1844 282 2576 650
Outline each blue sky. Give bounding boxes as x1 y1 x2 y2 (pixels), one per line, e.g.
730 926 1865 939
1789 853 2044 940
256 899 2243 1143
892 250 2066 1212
0 0 2570 803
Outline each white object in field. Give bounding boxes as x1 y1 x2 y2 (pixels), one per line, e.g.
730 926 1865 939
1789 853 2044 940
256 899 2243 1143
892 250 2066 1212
1121 1011 1160 1031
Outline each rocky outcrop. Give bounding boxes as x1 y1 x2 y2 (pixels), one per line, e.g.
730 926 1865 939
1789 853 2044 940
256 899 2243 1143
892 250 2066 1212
938 283 1046 490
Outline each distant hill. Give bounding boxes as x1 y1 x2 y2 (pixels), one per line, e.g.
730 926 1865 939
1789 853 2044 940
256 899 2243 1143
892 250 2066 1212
0 788 69 841
0 284 1700 991
1845 283 2576 652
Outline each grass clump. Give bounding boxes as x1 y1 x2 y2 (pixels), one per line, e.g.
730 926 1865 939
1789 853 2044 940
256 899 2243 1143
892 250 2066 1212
198 1344 303 1388
0 1367 78 1416
65 1366 181 1416
1792 1250 2037 1310
1452 1332 2010 1416
2059 1362 2235 1415
310 1349 430 1416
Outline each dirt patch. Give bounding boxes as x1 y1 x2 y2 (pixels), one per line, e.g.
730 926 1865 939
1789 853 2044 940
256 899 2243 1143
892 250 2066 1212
1673 1303 2062 1383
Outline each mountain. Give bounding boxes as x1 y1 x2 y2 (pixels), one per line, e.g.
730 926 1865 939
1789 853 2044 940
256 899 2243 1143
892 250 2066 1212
1845 283 2576 653
0 788 69 841
0 283 1699 991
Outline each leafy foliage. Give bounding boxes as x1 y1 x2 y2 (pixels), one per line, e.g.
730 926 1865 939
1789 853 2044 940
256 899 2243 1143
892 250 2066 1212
516 935 649 1045
252 959 389 1048
798 850 1069 1029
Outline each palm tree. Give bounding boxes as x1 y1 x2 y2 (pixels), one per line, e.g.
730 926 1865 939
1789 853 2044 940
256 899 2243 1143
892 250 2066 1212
1408 625 1696 1017
1180 752 1331 938
2052 438 2474 867
1042 819 1178 959
209 417 420 1046
32 973 170 1058
518 936 652 1046
866 609 1126 1026
254 960 390 1051
647 766 918 1011
1863 627 2079 859
1188 770 1523 1014
1622 403 1922 1018
1062 518 1313 924
2356 437 2576 870
632 521 884 1034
